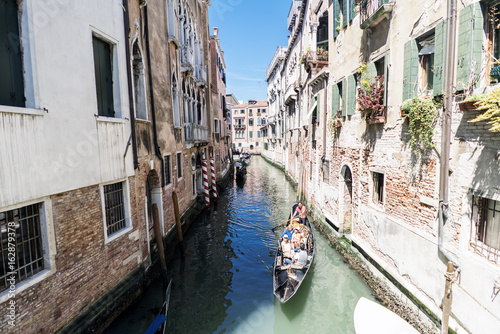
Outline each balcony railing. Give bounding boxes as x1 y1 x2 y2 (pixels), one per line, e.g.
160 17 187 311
360 0 394 30
181 45 194 73
184 123 208 142
234 124 246 130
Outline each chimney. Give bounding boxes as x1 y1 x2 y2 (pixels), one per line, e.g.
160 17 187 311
213 27 219 37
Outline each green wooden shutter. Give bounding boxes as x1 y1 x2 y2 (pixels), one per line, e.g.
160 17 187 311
383 54 389 106
342 78 347 116
433 20 446 96
93 36 115 117
342 0 348 28
347 74 356 115
367 62 377 79
334 0 341 38
403 39 418 100
0 0 25 107
456 3 483 91
332 83 339 116
349 0 356 21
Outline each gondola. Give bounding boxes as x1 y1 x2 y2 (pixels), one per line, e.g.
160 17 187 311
273 207 314 303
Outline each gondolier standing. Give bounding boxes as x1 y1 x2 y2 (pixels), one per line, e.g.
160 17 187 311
293 202 307 224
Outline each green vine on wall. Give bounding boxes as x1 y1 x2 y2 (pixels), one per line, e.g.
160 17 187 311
468 87 500 132
401 97 439 155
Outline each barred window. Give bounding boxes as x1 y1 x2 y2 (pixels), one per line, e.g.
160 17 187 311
372 171 384 205
0 203 44 293
164 155 171 186
471 196 500 263
103 182 126 236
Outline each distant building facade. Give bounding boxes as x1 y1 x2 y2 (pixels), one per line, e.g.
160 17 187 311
231 100 268 154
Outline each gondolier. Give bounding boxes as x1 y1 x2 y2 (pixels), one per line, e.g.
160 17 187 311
293 202 307 224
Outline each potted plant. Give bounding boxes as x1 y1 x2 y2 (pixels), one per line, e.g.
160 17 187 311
357 64 386 123
468 87 500 132
458 93 486 111
327 111 343 140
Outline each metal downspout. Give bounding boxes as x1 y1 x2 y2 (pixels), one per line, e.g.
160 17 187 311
144 4 164 187
123 0 139 169
440 0 459 332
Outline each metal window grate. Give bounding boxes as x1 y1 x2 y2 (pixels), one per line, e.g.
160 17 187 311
0 203 44 293
104 182 126 236
177 153 182 178
471 196 500 263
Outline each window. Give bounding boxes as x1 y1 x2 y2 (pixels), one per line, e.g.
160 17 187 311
323 160 330 183
257 131 261 138
192 174 196 197
372 172 384 205
471 196 500 262
488 4 500 84
249 118 254 126
93 36 115 117
172 74 181 126
133 42 148 120
0 203 44 292
249 131 253 139
418 34 435 93
214 119 220 133
262 108 266 113
0 0 25 107
164 155 171 186
241 109 245 114
177 152 183 179
103 182 127 236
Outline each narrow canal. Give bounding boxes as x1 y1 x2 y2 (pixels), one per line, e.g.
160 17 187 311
104 157 376 334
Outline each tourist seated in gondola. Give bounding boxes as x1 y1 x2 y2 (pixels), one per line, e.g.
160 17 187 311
281 235 293 259
284 243 308 266
291 225 303 250
281 224 295 240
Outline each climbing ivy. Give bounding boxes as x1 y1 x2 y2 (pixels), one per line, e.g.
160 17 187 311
401 97 439 155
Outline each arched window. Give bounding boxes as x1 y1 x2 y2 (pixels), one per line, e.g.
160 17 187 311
172 74 180 127
133 41 148 120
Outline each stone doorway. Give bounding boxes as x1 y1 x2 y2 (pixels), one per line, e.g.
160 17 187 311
340 165 353 233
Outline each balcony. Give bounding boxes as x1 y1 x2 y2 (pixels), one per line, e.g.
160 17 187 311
184 123 208 143
302 50 328 74
234 124 246 130
360 0 394 30
181 45 194 73
195 65 207 87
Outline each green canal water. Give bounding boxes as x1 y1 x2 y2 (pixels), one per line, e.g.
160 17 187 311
104 156 376 334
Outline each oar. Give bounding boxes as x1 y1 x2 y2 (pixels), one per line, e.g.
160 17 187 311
272 216 296 232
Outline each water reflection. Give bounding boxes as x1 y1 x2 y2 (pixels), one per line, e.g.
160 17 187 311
104 157 375 334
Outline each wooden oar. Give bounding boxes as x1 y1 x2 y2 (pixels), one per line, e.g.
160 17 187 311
272 216 296 231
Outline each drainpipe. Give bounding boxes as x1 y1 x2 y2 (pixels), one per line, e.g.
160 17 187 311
122 0 139 169
440 0 459 332
144 3 164 186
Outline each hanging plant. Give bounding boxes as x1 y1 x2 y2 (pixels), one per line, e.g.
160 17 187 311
468 87 500 132
401 97 439 154
327 111 343 141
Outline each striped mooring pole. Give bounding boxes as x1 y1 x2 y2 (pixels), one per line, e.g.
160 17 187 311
202 155 210 206
210 155 217 198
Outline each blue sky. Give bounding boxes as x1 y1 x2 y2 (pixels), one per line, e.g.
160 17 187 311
209 1 291 103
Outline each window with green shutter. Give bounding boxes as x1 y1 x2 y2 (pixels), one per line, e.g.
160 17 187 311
334 0 341 38
93 36 115 117
433 20 446 96
341 78 347 116
403 40 418 100
332 83 340 116
349 0 357 21
347 74 356 115
342 0 348 28
0 0 25 107
456 2 483 91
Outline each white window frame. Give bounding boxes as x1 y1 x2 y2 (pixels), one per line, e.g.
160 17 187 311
0 198 56 303
164 154 172 187
369 169 386 208
100 179 133 243
176 151 183 180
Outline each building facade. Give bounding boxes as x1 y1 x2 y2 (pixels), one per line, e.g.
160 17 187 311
0 0 225 332
231 100 268 154
265 0 500 333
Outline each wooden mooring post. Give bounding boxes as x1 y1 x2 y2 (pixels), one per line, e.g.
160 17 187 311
172 191 185 256
441 262 454 334
152 203 167 278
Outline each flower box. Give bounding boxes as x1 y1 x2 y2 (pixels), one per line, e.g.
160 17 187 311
458 101 480 112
